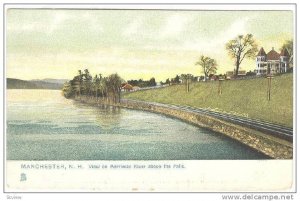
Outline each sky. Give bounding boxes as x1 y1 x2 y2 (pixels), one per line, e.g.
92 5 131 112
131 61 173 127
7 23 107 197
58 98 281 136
6 9 293 81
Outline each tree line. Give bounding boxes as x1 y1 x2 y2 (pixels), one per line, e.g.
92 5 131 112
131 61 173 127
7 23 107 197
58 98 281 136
62 35 293 98
127 77 156 88
62 69 124 103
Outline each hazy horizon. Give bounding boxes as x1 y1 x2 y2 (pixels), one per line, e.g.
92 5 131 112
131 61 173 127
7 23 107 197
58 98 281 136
7 77 69 81
6 9 293 82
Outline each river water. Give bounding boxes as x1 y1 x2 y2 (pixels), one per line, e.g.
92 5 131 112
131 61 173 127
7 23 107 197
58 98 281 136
6 90 268 160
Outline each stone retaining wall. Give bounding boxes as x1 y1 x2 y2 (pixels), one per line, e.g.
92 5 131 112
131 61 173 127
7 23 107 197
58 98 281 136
75 97 293 159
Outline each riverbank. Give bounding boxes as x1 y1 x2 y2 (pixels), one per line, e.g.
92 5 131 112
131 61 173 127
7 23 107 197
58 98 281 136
75 96 293 159
123 73 293 127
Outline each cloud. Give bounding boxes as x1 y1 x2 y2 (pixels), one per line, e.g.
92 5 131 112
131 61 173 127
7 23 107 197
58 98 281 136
217 17 251 42
44 14 62 33
48 12 71 33
7 20 38 32
80 12 104 33
7 11 103 35
139 15 252 54
7 11 71 34
123 18 143 36
122 14 191 42
180 17 251 52
151 17 254 74
121 17 154 43
160 14 190 38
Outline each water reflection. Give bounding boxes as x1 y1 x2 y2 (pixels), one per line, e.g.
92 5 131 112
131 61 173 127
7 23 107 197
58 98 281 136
94 106 122 129
72 101 123 129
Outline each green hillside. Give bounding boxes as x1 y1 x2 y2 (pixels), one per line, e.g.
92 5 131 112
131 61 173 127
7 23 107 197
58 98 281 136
123 73 293 127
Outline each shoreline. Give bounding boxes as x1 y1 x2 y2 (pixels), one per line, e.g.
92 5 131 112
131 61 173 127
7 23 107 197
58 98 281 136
75 96 293 159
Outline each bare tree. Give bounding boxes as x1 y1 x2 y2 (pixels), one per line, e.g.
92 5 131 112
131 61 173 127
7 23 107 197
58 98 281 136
226 34 258 76
195 55 217 81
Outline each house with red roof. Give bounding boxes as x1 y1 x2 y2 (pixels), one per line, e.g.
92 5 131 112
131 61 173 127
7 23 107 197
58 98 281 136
255 47 290 75
121 83 133 92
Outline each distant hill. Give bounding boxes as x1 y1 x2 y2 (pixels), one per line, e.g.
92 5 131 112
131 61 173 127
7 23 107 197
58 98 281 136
31 78 69 85
7 78 39 89
7 78 64 90
29 80 64 89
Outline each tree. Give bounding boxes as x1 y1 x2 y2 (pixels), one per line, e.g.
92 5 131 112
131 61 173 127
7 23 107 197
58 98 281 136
101 76 109 101
165 78 170 86
107 73 123 103
174 75 180 83
62 81 74 98
69 70 84 98
93 74 101 100
75 70 83 97
225 34 258 76
149 77 156 86
195 55 217 81
65 69 125 104
83 69 93 96
180 74 193 92
280 39 293 67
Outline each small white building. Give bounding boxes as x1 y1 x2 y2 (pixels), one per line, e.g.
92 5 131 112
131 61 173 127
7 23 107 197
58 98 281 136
255 47 290 75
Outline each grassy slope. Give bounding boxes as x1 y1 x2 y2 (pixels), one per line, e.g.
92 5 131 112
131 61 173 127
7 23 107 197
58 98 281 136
123 73 293 127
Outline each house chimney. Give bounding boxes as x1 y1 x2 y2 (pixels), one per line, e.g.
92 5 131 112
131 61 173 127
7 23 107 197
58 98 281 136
272 47 274 50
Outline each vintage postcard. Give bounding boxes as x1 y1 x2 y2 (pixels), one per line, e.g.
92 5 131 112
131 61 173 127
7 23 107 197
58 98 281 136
2 2 296 195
